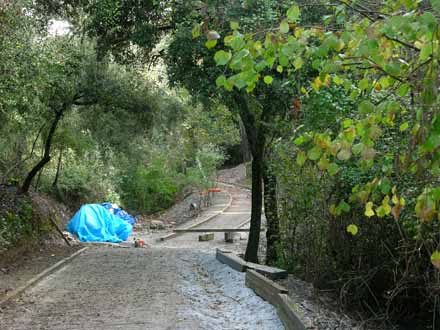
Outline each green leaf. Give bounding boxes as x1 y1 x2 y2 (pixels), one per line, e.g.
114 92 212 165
433 115 440 134
279 54 289 67
379 180 391 194
214 51 232 66
379 76 391 89
358 78 369 91
397 84 410 97
216 75 227 87
263 76 273 85
293 57 304 70
328 163 340 176
420 44 432 61
230 21 240 30
205 39 217 49
192 24 201 39
280 20 289 34
287 5 301 23
294 136 306 145
318 156 330 170
307 147 321 161
338 200 351 213
359 100 374 114
234 75 248 90
333 75 343 85
399 122 409 132
296 151 306 166
347 224 358 236
422 134 440 152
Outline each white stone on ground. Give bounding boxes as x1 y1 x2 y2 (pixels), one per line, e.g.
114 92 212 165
179 252 284 330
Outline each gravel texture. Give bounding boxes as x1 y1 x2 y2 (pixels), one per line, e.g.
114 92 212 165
0 247 284 330
0 245 82 300
180 252 283 330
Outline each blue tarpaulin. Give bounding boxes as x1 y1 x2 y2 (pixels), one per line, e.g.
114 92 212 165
101 202 136 225
66 204 133 243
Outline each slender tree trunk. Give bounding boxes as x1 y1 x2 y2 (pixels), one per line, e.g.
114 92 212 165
263 162 280 265
52 147 63 188
18 108 64 194
234 93 265 263
239 118 252 163
245 141 264 263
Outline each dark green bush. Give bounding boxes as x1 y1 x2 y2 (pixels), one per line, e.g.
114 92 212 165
121 164 180 213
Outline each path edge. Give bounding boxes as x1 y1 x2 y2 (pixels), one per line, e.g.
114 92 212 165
216 250 310 330
159 189 233 241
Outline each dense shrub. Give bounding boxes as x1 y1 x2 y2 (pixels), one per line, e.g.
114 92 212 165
121 163 180 213
0 189 44 249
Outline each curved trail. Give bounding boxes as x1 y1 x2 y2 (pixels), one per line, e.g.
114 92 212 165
158 184 252 250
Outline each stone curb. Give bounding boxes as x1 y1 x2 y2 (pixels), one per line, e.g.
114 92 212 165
215 249 287 280
217 181 251 191
159 189 233 242
0 247 88 307
245 269 312 330
216 250 309 330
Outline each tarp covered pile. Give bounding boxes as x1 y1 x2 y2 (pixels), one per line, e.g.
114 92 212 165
66 203 135 243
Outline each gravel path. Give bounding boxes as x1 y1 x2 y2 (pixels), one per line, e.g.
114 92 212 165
0 178 283 330
0 247 282 330
155 184 251 252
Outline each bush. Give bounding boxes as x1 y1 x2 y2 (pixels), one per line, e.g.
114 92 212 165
273 139 440 327
0 191 42 249
121 163 180 213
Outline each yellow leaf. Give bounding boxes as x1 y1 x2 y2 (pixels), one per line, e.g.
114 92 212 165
336 40 345 51
293 57 304 70
382 196 391 215
347 224 358 236
431 251 440 270
400 197 405 206
365 202 375 217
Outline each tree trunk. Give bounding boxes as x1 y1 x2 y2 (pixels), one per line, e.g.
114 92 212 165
239 118 252 163
263 162 280 266
245 142 264 263
52 147 63 188
234 93 265 263
18 109 63 194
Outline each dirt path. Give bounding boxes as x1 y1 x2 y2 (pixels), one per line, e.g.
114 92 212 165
155 184 252 252
0 182 283 330
0 248 282 330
